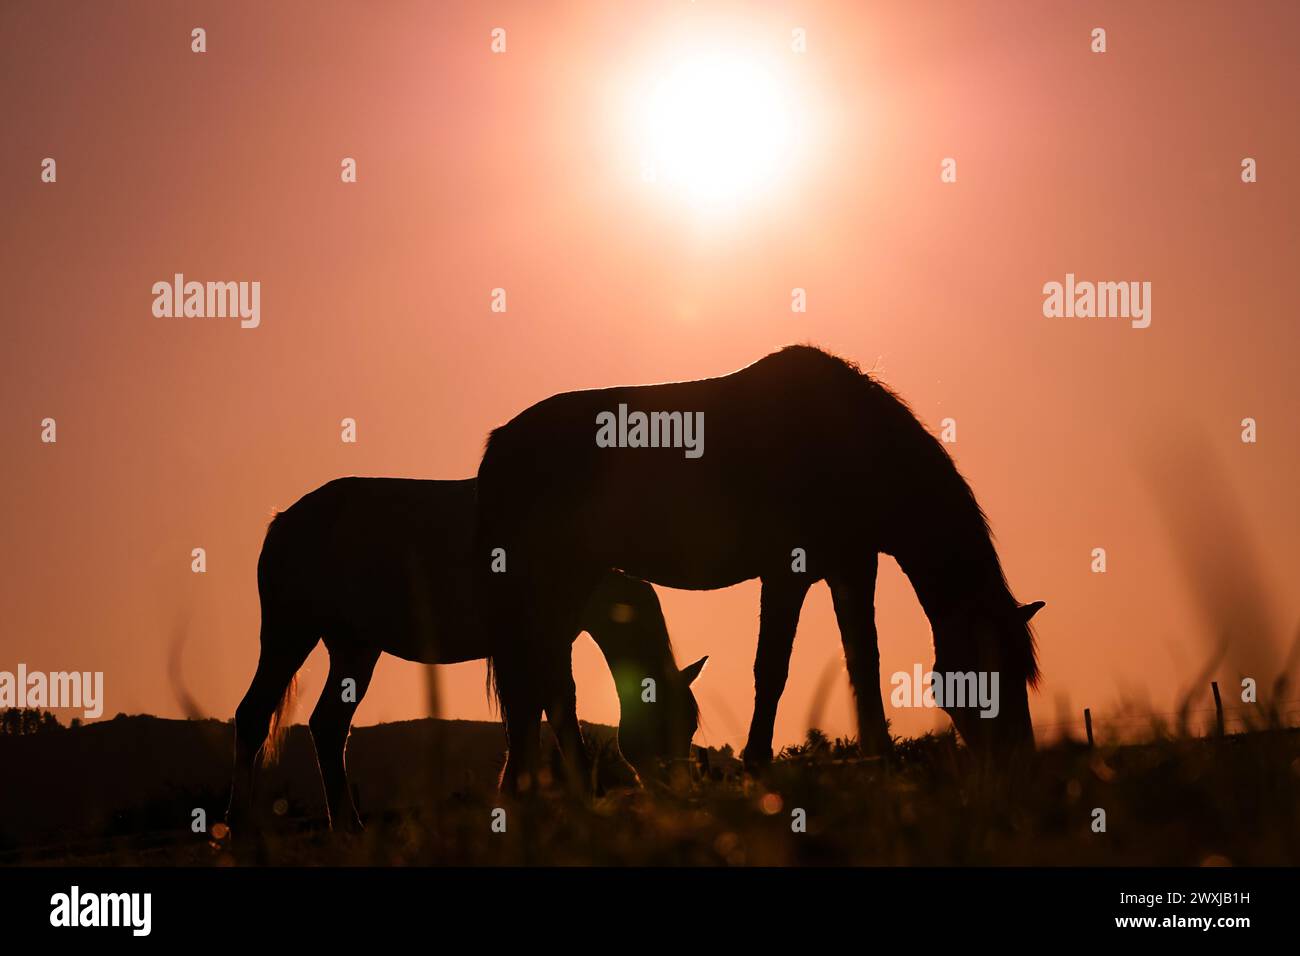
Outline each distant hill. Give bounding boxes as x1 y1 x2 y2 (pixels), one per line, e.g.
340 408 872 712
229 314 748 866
0 713 632 858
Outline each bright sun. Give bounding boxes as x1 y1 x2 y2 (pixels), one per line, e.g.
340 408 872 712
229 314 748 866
638 52 797 206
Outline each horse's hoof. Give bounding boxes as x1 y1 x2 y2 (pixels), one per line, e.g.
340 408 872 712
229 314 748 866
498 768 538 797
741 747 773 775
860 737 895 761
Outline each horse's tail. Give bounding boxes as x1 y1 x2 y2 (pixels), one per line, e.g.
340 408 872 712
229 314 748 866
261 673 297 764
484 654 502 717
474 441 508 721
251 507 312 766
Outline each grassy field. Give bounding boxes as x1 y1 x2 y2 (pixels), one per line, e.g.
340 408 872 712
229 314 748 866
6 714 1296 866
227 729 1300 867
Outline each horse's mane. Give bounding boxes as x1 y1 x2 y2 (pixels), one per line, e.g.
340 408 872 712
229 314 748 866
774 344 1041 687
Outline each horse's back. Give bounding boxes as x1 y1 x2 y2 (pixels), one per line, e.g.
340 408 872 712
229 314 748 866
260 477 481 662
476 346 882 586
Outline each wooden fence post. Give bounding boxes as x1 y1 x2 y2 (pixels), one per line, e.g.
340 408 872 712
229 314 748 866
1084 707 1094 748
1211 681 1225 737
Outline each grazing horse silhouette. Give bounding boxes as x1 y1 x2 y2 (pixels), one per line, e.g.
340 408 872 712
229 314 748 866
227 477 705 833
475 345 1043 790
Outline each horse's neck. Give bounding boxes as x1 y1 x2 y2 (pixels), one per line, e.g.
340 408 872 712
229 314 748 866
888 501 1009 625
604 648 674 704
588 619 673 685
598 629 669 674
897 550 1004 624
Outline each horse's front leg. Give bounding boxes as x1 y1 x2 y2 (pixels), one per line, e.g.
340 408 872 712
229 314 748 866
309 639 381 832
828 555 892 757
742 575 812 772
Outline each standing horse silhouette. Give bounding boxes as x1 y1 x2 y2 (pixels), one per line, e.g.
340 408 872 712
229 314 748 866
227 477 705 833
475 345 1043 792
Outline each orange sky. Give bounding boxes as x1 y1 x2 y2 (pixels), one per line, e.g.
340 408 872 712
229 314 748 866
3 1 1297 751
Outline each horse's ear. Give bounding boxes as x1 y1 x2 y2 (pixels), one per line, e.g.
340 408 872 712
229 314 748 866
680 656 708 685
1020 601 1046 622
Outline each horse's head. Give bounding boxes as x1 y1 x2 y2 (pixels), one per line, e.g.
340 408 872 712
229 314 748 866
615 655 707 782
931 599 1043 759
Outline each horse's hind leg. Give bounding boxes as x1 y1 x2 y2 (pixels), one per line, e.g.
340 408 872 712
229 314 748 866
543 652 593 795
309 638 381 832
743 576 813 772
495 648 544 795
828 555 892 757
494 570 600 796
228 621 318 835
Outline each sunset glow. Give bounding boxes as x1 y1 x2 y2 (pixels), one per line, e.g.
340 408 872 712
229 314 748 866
3 0 1297 765
3 0 1300 889
637 50 799 206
